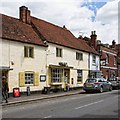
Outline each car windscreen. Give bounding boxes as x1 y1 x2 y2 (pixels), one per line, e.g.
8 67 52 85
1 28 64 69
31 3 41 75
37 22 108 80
85 79 97 83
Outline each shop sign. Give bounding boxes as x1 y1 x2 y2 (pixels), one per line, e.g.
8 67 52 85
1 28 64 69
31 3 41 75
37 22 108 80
59 62 68 67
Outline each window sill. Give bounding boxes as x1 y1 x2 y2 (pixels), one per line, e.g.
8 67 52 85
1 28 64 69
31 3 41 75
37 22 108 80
92 63 96 66
50 83 62 85
77 82 83 84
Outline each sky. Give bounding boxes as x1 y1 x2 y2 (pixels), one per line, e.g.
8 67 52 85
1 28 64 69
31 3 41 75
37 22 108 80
0 0 119 44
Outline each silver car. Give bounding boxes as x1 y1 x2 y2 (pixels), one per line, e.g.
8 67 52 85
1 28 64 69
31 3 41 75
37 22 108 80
83 78 112 93
108 77 120 89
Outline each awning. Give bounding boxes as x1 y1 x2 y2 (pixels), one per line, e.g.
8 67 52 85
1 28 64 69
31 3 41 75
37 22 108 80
49 64 73 69
0 66 13 71
101 52 107 59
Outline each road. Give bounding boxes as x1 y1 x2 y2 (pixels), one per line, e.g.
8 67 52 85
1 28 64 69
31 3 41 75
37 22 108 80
2 90 119 119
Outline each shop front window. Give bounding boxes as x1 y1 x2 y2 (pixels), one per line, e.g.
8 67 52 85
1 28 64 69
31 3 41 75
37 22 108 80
77 70 82 82
51 68 63 83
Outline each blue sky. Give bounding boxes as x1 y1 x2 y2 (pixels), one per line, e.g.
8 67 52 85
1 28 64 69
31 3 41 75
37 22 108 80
81 1 108 21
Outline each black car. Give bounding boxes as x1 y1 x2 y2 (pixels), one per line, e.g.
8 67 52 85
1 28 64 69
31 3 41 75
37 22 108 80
83 78 112 93
108 77 120 89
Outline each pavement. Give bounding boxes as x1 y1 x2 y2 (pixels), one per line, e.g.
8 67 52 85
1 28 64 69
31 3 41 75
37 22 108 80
1 89 82 107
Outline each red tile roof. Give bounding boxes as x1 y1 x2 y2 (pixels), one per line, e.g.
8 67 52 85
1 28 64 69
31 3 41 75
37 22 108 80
1 14 46 47
1 13 99 55
31 17 99 55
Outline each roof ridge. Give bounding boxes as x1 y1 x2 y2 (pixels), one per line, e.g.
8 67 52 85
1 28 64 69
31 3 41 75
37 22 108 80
31 16 69 32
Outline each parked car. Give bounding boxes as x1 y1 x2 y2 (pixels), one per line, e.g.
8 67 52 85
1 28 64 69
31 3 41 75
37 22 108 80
83 78 112 93
108 77 120 89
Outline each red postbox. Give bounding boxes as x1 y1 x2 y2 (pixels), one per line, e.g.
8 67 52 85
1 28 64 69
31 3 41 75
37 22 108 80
13 88 20 97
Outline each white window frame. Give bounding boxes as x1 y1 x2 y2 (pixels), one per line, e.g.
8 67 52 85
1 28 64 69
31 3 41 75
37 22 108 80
77 70 82 82
92 55 96 64
51 68 63 83
24 46 34 58
56 48 62 57
76 52 83 60
25 72 34 84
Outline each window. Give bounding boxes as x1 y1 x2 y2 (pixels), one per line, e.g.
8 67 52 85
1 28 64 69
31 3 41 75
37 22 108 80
92 55 96 64
114 56 117 65
56 48 62 57
76 52 83 60
25 72 34 84
106 54 109 64
24 46 34 58
77 70 82 82
118 65 120 70
51 68 63 83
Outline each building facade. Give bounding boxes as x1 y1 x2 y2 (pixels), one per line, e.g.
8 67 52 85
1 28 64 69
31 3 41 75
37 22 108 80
1 6 100 93
84 31 118 80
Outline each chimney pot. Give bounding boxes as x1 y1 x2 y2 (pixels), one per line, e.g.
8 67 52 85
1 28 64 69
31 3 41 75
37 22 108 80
19 6 31 24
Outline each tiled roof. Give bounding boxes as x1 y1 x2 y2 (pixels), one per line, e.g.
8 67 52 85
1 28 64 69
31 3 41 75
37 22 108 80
1 13 99 55
31 17 99 55
1 14 46 47
101 46 117 54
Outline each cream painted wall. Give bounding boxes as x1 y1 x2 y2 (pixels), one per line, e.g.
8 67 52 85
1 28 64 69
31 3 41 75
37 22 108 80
46 43 89 87
47 43 89 70
2 39 90 92
2 39 47 92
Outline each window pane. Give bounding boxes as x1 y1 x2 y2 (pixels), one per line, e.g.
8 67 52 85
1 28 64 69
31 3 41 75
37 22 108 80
77 70 82 82
56 48 62 57
29 47 34 58
25 72 34 84
24 46 28 57
51 68 63 83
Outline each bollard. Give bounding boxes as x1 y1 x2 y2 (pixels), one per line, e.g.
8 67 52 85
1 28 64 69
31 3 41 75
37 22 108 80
26 86 30 96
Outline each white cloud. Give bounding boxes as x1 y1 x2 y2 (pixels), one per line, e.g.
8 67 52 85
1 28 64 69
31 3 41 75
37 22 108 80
0 0 119 44
94 0 118 43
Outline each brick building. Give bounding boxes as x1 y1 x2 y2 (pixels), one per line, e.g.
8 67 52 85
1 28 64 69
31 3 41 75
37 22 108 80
110 41 120 77
83 31 118 80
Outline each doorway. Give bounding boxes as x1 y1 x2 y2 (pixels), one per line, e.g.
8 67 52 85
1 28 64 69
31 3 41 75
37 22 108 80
64 69 70 84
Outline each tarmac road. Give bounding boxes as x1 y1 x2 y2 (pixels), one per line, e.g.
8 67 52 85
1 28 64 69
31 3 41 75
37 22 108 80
2 90 119 119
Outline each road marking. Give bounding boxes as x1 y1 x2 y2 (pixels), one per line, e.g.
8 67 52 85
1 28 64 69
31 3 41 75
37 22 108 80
75 100 103 110
44 115 52 118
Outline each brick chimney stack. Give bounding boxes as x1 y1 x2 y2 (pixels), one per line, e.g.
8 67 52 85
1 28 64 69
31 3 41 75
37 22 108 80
90 31 97 50
111 40 116 49
19 6 31 24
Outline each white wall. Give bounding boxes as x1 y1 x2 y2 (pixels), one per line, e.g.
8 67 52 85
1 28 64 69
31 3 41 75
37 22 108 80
2 39 47 92
89 54 100 71
46 43 89 85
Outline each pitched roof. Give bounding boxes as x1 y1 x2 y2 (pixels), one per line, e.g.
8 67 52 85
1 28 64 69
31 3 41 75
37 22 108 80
101 45 117 54
1 12 99 55
31 17 99 55
1 14 46 47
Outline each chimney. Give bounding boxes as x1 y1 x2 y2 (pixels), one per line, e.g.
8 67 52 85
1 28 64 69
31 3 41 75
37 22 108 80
90 30 97 49
19 6 31 24
112 40 116 49
78 35 83 40
63 25 67 30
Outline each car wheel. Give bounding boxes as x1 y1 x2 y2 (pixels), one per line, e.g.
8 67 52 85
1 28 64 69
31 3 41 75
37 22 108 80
109 86 112 91
85 90 89 93
99 87 103 93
